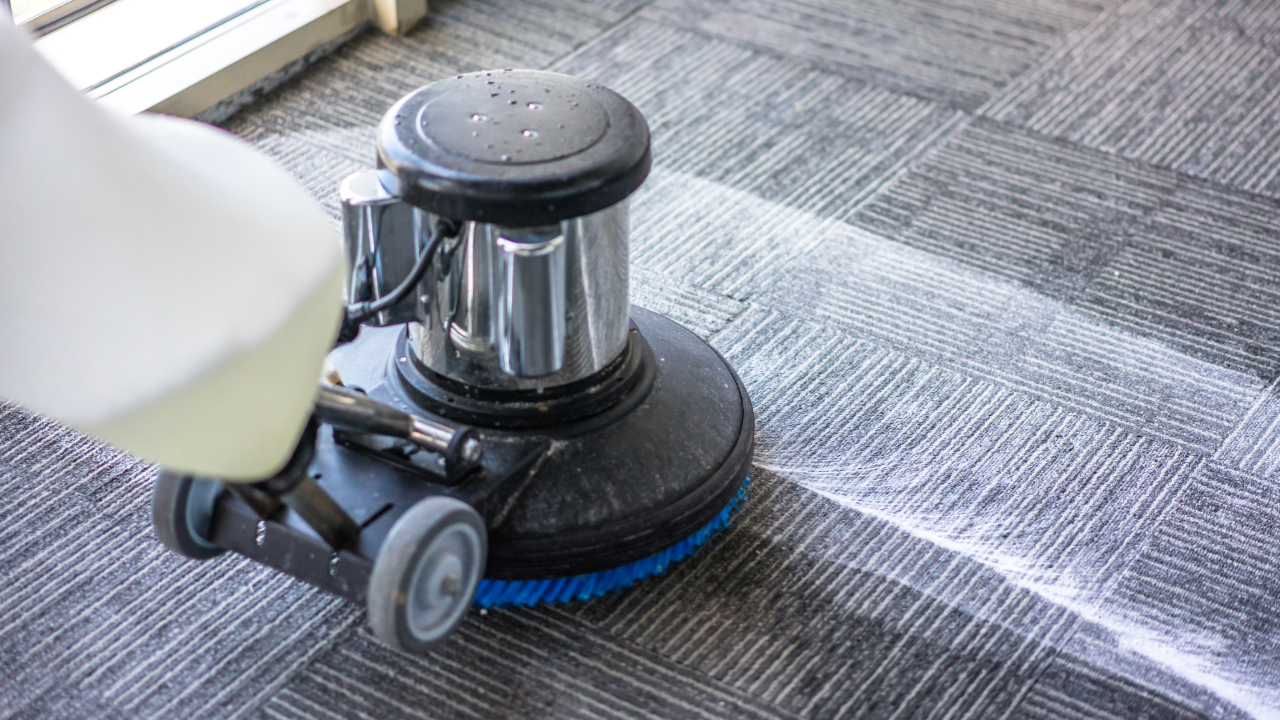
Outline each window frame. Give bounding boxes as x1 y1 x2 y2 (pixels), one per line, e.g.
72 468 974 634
14 0 425 121
15 0 117 36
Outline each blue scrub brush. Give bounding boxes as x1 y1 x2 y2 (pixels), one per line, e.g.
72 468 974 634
474 479 750 608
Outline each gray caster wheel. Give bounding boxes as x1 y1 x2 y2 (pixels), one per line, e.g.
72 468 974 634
151 470 226 560
368 496 486 654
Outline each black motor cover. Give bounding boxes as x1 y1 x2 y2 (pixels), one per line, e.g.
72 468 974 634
376 69 651 226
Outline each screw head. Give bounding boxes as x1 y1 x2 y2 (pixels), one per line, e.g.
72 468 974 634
460 437 483 463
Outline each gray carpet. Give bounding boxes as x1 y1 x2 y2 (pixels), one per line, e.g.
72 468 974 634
5 0 1280 716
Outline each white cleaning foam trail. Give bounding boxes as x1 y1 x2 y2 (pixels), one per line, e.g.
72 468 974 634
639 166 1280 716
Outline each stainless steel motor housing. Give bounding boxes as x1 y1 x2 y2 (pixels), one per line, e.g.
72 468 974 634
339 69 650 392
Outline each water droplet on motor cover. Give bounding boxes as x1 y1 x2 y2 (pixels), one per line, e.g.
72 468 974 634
501 154 510 161
472 131 478 136
508 100 517 105
527 102 543 110
522 129 538 137
471 113 487 121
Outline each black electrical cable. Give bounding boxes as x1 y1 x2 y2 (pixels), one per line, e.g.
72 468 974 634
336 218 461 344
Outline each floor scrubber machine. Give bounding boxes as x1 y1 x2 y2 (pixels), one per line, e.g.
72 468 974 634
152 69 755 654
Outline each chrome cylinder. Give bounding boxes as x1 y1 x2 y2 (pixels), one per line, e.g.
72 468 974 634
413 203 630 390
494 227 567 378
339 170 428 327
341 170 630 392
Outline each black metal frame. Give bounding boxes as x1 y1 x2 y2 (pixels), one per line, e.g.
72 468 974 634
209 416 555 604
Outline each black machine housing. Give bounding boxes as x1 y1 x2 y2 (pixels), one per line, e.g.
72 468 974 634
197 307 752 600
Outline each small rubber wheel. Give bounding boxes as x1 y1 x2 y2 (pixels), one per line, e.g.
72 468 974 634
368 496 487 654
151 470 226 560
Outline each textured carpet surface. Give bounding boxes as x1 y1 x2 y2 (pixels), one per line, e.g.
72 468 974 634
5 0 1280 717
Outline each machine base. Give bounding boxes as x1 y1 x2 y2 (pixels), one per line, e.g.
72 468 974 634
199 305 753 606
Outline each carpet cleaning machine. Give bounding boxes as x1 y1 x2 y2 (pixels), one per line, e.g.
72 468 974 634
151 70 754 654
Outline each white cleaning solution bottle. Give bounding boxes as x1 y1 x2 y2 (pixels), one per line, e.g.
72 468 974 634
0 18 345 480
